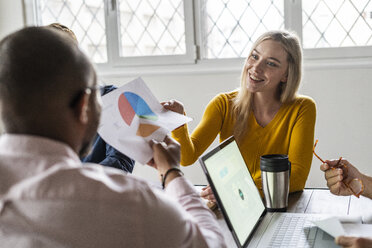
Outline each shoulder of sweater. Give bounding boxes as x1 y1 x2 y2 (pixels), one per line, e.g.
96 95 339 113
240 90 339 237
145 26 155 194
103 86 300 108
292 95 316 107
213 90 239 102
207 91 239 111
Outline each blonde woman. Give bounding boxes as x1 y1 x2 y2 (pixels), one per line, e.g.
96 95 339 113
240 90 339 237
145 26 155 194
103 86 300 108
163 30 316 201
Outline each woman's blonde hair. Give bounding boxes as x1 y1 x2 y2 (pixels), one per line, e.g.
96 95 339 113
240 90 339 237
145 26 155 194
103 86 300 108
233 30 302 140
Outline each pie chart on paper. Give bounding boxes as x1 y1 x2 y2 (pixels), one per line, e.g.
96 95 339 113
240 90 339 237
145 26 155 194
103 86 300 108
118 91 160 137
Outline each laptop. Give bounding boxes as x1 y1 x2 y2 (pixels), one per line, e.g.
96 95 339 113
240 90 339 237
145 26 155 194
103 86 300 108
199 136 339 248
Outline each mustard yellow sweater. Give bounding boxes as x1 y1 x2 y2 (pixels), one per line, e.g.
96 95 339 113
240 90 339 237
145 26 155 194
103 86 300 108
172 91 316 193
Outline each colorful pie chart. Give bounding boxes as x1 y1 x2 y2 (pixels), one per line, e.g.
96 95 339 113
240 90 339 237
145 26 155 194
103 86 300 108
118 91 160 137
118 91 158 125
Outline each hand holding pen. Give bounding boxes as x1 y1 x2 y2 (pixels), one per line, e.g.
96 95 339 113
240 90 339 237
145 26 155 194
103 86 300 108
314 140 364 198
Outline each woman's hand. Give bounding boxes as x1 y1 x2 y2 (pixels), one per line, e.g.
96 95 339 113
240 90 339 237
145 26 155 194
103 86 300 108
161 99 184 115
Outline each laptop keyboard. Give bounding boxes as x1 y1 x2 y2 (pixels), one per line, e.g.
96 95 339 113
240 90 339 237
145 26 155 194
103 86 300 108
267 215 320 248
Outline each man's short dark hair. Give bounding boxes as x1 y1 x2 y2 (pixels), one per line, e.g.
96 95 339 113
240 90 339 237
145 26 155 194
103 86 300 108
0 26 94 132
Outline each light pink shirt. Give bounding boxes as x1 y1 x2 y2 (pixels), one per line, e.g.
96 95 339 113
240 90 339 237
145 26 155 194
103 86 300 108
0 134 226 248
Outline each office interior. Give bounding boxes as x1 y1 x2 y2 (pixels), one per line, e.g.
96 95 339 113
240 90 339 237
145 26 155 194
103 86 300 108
1 0 372 189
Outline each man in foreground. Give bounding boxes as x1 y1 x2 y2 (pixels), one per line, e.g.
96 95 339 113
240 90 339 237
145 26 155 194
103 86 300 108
0 26 225 247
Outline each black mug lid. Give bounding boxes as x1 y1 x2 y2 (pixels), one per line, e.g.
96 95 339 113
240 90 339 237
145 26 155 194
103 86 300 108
260 154 291 172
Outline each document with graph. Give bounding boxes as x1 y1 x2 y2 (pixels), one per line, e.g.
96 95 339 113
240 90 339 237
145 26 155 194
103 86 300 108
98 77 192 164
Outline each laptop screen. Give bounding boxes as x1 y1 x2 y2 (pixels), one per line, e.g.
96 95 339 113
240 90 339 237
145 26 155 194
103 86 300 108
200 137 266 247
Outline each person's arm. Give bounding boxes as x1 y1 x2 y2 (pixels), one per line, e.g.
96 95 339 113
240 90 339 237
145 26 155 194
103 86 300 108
164 176 226 247
287 98 316 192
320 159 372 199
335 235 372 248
100 143 135 173
82 134 135 173
168 94 227 165
148 136 226 248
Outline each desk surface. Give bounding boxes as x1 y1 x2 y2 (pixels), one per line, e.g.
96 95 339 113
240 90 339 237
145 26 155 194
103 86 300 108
206 188 372 216
287 188 372 215
206 188 372 247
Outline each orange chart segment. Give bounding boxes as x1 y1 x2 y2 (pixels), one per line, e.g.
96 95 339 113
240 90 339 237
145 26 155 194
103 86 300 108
136 123 160 137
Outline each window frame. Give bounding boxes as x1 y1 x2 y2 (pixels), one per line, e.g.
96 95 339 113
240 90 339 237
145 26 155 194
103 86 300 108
106 0 196 67
24 0 372 76
286 0 372 61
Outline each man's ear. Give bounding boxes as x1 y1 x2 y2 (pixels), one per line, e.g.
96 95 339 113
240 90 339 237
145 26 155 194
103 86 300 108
74 92 91 124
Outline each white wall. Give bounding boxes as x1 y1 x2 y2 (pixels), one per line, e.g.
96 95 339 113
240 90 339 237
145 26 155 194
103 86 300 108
302 67 372 187
0 0 24 132
1 0 372 188
0 0 24 39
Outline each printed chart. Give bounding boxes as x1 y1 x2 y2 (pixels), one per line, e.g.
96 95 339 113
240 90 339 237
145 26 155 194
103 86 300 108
98 77 192 164
118 92 160 137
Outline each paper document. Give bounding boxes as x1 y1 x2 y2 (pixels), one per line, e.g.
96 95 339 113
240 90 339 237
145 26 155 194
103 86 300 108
312 217 346 238
343 223 372 237
98 77 192 164
313 216 372 239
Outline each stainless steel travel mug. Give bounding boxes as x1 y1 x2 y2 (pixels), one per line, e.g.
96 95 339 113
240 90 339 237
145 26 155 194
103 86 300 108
260 154 291 212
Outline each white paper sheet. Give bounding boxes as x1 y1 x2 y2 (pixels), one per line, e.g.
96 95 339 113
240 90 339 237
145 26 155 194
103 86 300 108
343 223 372 237
98 77 192 164
312 217 346 238
313 216 372 239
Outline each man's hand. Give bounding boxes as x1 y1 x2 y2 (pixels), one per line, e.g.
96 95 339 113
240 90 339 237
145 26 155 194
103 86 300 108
161 99 184 115
149 136 180 175
336 235 372 248
200 185 216 203
320 159 362 196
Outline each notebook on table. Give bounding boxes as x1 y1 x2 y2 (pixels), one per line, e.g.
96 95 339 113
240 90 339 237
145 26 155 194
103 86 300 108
199 136 339 248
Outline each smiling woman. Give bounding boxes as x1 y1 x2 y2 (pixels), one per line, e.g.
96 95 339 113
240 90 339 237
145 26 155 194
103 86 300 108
163 30 316 200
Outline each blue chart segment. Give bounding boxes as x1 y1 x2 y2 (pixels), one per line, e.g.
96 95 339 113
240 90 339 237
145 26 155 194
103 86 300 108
124 92 158 121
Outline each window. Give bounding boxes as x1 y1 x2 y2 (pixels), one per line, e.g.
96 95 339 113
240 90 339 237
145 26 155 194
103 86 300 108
24 0 372 71
110 0 195 66
31 0 107 63
118 0 186 57
201 0 284 59
301 0 372 60
302 0 372 48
